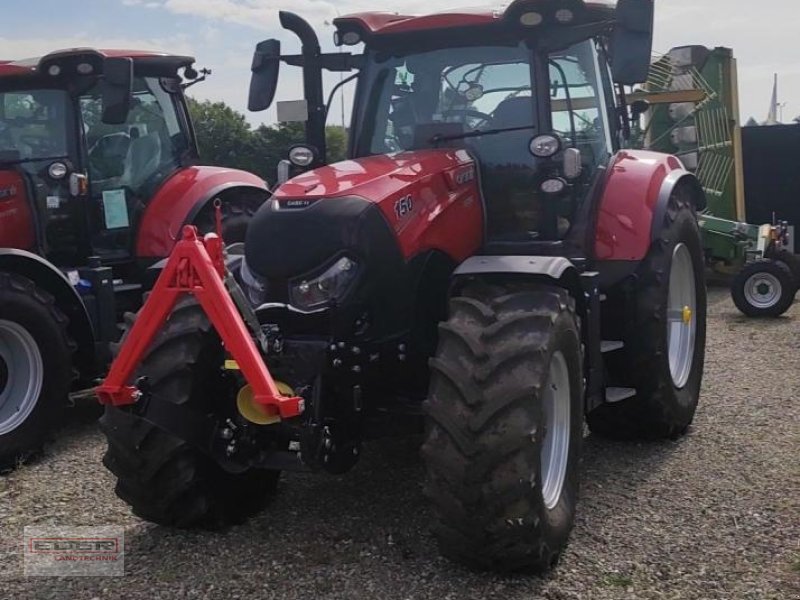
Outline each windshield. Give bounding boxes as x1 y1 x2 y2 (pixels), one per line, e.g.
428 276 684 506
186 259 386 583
363 44 534 158
78 76 190 196
0 89 69 161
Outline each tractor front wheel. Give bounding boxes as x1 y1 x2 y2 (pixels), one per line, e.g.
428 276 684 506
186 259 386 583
0 273 73 470
422 284 583 572
731 259 796 318
100 298 278 528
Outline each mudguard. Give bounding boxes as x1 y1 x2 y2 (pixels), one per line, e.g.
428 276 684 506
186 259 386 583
453 255 583 296
595 150 706 262
135 166 268 259
0 248 95 378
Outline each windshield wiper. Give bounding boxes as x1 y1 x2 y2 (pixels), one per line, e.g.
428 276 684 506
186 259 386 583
429 124 535 144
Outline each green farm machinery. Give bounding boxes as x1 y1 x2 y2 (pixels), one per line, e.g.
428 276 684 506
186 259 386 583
634 46 799 317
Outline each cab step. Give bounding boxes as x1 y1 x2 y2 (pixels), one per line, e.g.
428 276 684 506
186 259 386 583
601 340 624 353
605 387 637 403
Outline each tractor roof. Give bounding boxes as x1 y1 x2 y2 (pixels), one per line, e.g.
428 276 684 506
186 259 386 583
0 48 194 79
334 1 617 40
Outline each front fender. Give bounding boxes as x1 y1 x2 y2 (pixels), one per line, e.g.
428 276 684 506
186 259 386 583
135 166 269 259
594 150 704 262
452 255 582 297
0 249 96 379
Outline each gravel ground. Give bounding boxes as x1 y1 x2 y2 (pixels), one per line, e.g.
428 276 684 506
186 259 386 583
1 286 798 600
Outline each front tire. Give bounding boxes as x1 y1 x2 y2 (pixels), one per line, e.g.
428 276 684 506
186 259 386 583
100 298 278 528
0 273 73 470
588 188 707 440
422 284 584 572
731 260 795 318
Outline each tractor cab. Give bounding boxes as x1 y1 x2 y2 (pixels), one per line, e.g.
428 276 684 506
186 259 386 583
249 0 653 257
0 49 200 266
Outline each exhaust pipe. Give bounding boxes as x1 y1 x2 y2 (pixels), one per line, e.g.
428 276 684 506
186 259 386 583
279 11 327 164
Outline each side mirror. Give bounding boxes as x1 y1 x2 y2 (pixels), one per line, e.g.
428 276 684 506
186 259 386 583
248 39 281 112
101 57 134 125
610 0 655 85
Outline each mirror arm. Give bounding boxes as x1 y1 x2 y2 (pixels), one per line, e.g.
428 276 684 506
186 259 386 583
617 83 631 141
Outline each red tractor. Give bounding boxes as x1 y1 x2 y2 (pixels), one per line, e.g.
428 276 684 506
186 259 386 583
98 0 707 571
0 49 269 467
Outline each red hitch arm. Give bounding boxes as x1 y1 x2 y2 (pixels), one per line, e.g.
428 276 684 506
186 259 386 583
95 225 304 420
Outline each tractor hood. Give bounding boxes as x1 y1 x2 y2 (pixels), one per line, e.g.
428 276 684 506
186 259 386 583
244 148 481 282
273 148 475 202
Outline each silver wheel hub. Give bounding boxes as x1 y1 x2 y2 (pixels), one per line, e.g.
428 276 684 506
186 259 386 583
667 243 697 389
540 351 571 511
744 272 782 309
0 320 44 436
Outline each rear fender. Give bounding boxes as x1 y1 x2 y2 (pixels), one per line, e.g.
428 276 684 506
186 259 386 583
595 150 705 262
135 166 269 259
0 249 96 379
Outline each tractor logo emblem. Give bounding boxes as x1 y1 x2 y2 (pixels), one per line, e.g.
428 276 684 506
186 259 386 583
455 167 475 186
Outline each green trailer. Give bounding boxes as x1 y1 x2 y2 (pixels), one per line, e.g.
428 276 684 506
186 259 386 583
633 46 799 316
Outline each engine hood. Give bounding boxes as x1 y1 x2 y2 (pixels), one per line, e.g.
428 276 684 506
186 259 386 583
273 148 475 202
245 147 483 282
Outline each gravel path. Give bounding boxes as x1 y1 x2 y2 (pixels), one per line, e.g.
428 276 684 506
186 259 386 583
1 287 798 600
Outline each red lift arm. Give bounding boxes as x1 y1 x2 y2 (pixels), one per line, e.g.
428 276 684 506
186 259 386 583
95 225 304 420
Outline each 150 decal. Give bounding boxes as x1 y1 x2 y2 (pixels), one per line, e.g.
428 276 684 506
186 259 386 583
394 195 414 219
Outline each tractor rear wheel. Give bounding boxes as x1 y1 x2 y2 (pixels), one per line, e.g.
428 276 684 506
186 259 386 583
100 297 278 528
588 188 706 440
731 259 795 318
193 194 262 243
422 284 583 572
0 273 73 470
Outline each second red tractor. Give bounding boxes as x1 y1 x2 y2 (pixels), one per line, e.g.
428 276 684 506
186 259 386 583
0 49 269 467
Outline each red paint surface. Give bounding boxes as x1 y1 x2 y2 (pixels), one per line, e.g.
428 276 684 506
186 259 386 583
0 49 186 77
274 149 484 263
337 1 616 36
135 166 268 258
0 170 35 250
594 150 686 261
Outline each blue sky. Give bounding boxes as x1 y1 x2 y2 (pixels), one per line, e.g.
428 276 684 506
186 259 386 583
0 1 794 125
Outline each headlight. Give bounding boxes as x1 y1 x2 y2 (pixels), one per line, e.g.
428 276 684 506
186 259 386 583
290 256 359 311
288 144 318 168
541 178 567 194
529 134 562 158
239 259 268 306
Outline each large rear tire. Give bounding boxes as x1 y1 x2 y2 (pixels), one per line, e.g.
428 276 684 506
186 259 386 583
588 188 706 440
193 193 263 243
422 284 584 572
100 298 278 528
0 273 73 470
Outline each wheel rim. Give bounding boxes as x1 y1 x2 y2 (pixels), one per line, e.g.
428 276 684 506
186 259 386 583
540 351 571 511
0 320 44 436
743 272 782 309
667 243 697 389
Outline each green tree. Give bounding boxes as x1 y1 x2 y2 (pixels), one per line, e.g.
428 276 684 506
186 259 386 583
186 97 258 173
187 97 351 183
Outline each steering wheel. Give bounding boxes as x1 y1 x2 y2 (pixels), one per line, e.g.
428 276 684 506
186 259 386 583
441 108 493 129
